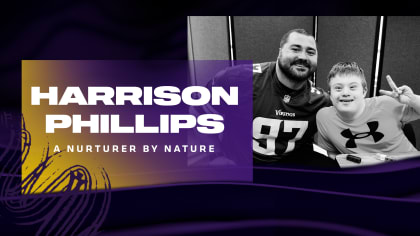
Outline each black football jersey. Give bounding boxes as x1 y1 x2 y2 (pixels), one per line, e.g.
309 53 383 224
253 62 331 162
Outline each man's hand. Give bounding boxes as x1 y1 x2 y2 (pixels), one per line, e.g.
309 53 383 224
379 75 417 106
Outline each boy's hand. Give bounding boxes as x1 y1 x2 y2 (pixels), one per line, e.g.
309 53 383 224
379 75 416 106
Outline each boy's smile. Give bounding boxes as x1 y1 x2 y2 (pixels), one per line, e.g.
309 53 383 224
329 74 367 120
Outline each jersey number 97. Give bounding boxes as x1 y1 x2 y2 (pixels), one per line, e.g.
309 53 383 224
253 117 308 155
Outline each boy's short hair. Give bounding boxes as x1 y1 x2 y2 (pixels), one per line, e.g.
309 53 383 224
327 62 368 92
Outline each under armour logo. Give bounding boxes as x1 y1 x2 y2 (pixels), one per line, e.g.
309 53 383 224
341 121 384 148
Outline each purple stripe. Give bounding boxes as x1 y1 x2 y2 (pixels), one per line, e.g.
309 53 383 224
4 175 420 202
100 219 387 236
254 157 420 174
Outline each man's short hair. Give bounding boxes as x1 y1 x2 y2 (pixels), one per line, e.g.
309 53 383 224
279 29 313 49
327 62 368 91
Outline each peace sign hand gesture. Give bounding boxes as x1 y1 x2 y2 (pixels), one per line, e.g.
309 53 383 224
379 75 417 106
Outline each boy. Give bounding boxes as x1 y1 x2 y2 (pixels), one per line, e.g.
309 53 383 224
316 62 420 158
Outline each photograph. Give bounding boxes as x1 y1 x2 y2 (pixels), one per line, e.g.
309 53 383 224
188 16 420 169
2 10 420 235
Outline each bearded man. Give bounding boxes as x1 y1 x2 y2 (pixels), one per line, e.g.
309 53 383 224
252 29 336 167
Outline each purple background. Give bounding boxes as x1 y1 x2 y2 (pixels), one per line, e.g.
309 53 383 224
1 2 420 236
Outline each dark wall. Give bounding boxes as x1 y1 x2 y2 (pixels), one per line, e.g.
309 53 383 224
381 16 420 150
316 16 377 93
233 16 313 63
188 16 230 60
188 16 420 150
188 16 231 85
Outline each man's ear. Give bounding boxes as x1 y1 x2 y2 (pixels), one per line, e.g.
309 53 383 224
363 88 367 97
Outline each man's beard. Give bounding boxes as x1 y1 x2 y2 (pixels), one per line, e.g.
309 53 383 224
278 58 315 82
